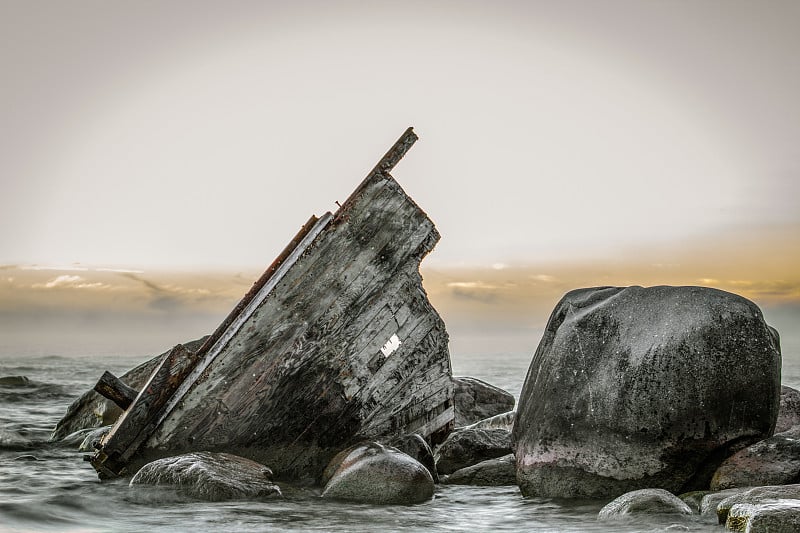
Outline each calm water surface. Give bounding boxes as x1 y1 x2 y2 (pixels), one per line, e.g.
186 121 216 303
1 349 797 533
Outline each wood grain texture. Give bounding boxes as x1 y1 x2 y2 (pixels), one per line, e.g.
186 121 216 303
91 128 453 481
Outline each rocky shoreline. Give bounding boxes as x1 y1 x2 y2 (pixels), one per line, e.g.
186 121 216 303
35 284 799 532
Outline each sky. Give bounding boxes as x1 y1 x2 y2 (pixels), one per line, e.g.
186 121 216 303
1 1 798 360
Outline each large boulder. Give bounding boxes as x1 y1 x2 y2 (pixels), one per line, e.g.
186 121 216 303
776 386 800 433
434 427 512 475
597 488 692 520
441 453 516 486
513 286 781 499
453 377 515 427
129 451 282 501
50 337 207 440
711 426 800 490
321 442 433 504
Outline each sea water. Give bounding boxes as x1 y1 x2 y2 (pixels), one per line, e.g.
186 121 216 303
1 345 798 533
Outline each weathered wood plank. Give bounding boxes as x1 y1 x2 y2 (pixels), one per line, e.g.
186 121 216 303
93 371 137 410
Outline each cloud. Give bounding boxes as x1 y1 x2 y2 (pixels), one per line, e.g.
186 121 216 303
31 274 113 290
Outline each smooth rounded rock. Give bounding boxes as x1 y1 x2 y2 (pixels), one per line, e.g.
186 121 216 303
513 286 781 498
130 451 281 501
441 453 516 486
321 442 434 504
434 427 511 475
711 426 800 490
716 484 800 524
384 433 438 483
699 487 752 516
726 499 800 532
453 377 515 427
598 488 692 520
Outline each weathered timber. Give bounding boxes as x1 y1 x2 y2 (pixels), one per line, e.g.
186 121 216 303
90 128 454 481
94 371 138 410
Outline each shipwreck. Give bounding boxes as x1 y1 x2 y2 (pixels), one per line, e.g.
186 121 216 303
89 127 454 481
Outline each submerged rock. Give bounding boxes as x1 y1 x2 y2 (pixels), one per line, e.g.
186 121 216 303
434 427 511 475
78 426 111 452
513 286 781 498
453 377 515 427
716 484 800 523
0 376 31 386
441 453 516 486
129 451 281 502
726 499 800 532
776 386 800 433
711 426 800 490
598 488 692 520
321 442 433 504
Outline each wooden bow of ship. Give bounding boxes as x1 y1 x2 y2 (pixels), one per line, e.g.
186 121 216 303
90 128 454 481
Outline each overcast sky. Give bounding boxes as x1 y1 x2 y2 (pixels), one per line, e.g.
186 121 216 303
1 1 798 357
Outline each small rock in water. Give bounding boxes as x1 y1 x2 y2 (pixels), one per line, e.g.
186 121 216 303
321 442 433 504
441 453 516 486
716 484 800 524
0 375 31 386
434 427 511 475
598 488 693 520
130 451 282 502
726 499 800 532
699 487 752 516
711 426 800 490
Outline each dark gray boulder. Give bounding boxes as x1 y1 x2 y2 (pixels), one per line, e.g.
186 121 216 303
441 453 516 486
776 386 800 434
726 500 800 532
384 433 438 483
434 427 512 475
321 442 433 504
453 377 515 427
598 488 692 520
50 337 207 441
716 484 800 524
129 451 281 501
711 426 800 490
513 286 781 499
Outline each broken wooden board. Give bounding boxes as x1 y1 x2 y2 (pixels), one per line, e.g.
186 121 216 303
91 127 454 481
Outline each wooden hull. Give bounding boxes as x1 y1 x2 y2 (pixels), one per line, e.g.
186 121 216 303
91 128 454 481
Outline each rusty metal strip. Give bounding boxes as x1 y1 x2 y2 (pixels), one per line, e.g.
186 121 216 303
333 127 418 223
